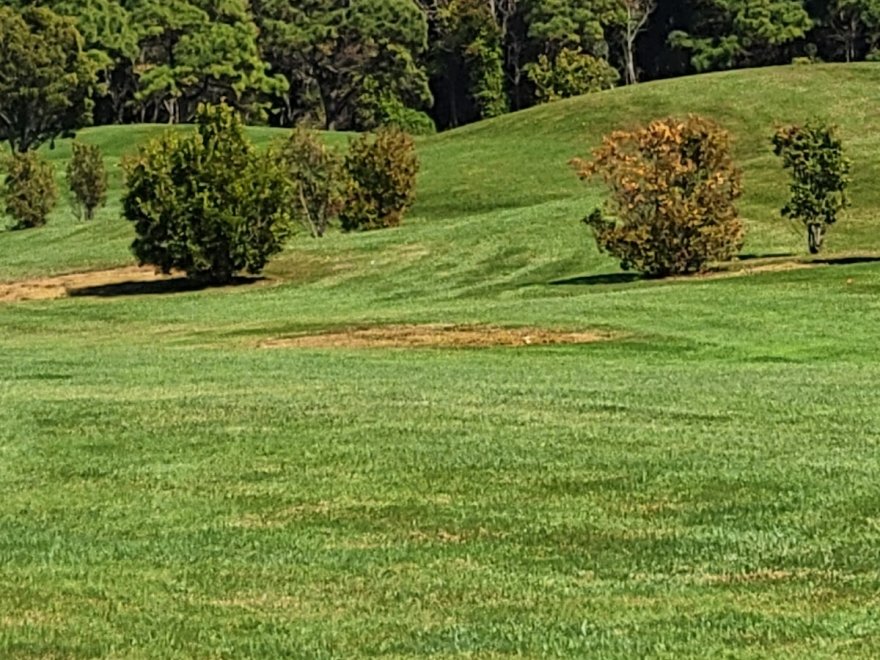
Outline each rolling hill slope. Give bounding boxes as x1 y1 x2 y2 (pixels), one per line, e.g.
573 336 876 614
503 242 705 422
4 65 880 658
3 63 880 284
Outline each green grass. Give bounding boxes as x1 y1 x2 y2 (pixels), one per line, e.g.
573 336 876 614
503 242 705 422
3 64 880 657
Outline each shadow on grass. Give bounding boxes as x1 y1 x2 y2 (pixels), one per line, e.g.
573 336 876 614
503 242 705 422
550 254 880 288
737 252 797 261
68 276 264 298
550 272 642 286
811 255 880 266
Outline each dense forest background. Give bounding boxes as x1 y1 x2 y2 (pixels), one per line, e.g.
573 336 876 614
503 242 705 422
3 1 879 133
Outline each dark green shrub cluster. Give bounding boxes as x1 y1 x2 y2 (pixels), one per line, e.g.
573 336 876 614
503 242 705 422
2 151 58 230
66 141 108 220
122 104 292 284
121 105 420 284
340 129 420 232
278 126 420 237
772 120 850 254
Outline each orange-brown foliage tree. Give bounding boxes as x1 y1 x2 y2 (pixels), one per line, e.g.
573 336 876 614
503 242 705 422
572 115 746 277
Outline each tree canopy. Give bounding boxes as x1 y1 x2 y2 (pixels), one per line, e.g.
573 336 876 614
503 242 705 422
0 6 99 152
0 0 871 133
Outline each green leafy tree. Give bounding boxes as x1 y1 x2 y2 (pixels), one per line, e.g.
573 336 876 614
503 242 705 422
132 0 285 123
0 6 99 152
669 0 812 71
355 77 437 135
122 104 292 283
573 115 745 277
66 141 108 221
434 0 509 123
525 0 619 57
340 128 420 231
2 151 59 230
254 0 432 130
522 0 623 104
53 0 140 123
278 128 344 238
772 120 850 254
251 0 341 126
527 47 619 102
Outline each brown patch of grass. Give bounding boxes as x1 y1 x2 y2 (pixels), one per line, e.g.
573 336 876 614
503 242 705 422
260 324 616 350
698 568 842 585
690 252 880 282
662 260 814 284
227 501 336 529
0 266 175 303
0 609 56 627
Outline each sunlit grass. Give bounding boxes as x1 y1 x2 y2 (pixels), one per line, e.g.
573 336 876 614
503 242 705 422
2 64 880 657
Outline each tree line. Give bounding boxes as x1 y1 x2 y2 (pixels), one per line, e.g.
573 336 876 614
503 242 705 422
0 0 878 139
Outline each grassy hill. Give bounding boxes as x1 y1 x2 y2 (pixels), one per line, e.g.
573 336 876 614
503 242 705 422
4 63 880 283
3 65 880 657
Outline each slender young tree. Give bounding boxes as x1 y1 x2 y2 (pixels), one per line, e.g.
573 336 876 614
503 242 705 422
620 0 656 84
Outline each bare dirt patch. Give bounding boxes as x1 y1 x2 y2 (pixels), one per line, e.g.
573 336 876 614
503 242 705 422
261 324 615 349
0 266 176 303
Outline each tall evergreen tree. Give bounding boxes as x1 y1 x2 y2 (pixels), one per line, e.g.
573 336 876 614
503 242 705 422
670 0 812 71
0 6 99 152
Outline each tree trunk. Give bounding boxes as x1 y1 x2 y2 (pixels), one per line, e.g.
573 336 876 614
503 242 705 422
624 32 638 85
808 223 824 254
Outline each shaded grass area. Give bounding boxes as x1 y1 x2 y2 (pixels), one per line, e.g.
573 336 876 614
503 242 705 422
3 64 880 657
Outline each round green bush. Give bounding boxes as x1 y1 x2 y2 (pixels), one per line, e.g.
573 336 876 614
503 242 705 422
122 104 292 284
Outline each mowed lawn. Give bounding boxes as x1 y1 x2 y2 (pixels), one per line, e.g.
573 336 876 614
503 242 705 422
3 64 880 657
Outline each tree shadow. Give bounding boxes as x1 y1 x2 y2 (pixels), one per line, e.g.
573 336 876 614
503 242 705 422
811 255 880 266
550 272 643 286
737 252 796 261
551 254 880 289
68 276 264 298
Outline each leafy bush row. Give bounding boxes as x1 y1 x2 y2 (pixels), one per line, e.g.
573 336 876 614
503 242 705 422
1 105 850 283
1 103 419 284
2 143 107 230
121 104 419 283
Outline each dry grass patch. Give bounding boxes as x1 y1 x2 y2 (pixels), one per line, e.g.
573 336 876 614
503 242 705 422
260 324 616 349
0 266 175 303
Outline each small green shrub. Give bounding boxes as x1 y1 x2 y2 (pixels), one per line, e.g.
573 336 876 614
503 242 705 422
772 120 850 254
278 128 344 238
66 141 108 220
2 151 58 230
528 48 619 104
573 115 745 277
340 128 419 232
122 103 292 284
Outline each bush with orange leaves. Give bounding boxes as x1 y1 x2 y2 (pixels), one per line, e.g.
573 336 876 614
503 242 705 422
572 115 746 277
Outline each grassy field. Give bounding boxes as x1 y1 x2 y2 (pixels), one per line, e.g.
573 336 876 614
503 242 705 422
3 64 880 657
